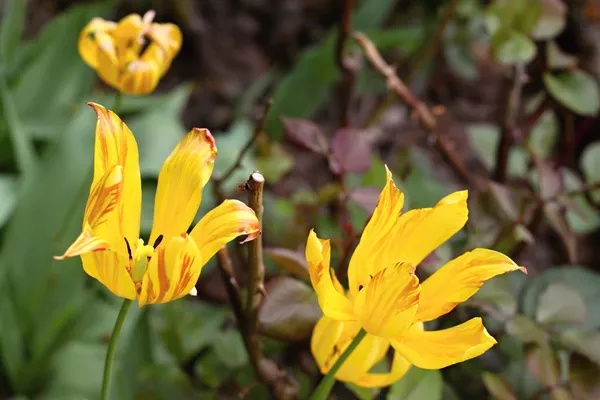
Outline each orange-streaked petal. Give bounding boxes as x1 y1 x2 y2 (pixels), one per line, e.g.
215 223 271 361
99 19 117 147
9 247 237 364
416 249 527 322
390 317 497 369
88 103 142 251
348 165 404 295
306 230 354 321
311 317 390 383
78 18 117 68
353 263 420 338
353 350 411 388
190 199 260 267
118 59 162 95
113 13 145 67
54 224 109 260
149 128 217 246
139 233 202 306
81 250 136 299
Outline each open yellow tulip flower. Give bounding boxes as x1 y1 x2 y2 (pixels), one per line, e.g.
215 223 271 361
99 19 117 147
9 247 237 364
79 10 182 95
307 167 527 387
55 103 260 306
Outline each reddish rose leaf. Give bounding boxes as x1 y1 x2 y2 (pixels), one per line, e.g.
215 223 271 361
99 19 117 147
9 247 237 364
330 128 372 174
258 277 322 342
281 117 329 154
265 247 309 281
348 187 380 214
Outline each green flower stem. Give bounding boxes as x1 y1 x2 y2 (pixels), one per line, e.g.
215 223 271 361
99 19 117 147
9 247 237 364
101 298 132 400
309 328 368 400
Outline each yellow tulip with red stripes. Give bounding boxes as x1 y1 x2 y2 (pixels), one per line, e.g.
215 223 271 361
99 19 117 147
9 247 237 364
78 10 182 95
55 103 260 306
307 167 527 387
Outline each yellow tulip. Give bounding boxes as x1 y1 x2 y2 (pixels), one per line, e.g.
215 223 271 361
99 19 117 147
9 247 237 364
55 103 260 306
78 11 182 95
308 167 527 387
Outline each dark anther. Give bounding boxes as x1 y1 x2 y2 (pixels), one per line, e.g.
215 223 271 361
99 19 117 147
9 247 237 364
153 234 164 249
358 285 364 291
88 31 96 40
124 237 132 259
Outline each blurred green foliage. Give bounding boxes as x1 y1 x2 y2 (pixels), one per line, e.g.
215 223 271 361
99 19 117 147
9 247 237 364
1 0 600 399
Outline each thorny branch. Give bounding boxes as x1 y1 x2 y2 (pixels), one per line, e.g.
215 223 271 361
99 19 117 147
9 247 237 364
354 32 474 187
336 0 355 128
494 63 526 183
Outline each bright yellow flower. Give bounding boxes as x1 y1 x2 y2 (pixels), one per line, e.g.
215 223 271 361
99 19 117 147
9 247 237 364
55 103 260 306
308 167 526 387
78 10 182 95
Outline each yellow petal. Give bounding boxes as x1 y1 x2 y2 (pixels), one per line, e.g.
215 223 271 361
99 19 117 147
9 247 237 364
118 59 162 95
149 23 182 59
81 250 136 299
190 199 260 267
139 233 203 306
306 230 354 321
113 13 145 66
149 128 217 246
416 249 527 322
95 33 121 90
54 165 123 260
348 165 404 295
78 18 117 68
390 317 497 369
353 350 411 388
353 263 420 337
88 103 142 252
311 317 390 383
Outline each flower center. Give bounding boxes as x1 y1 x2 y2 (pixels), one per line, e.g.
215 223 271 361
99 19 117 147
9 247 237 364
131 239 154 283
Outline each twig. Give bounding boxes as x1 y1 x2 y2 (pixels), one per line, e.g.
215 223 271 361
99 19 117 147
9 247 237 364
494 64 526 183
215 100 273 184
353 32 473 187
242 172 299 399
217 248 246 335
336 0 355 127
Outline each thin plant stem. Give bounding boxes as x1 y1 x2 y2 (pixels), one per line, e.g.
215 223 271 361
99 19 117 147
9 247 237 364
101 298 133 400
309 329 367 400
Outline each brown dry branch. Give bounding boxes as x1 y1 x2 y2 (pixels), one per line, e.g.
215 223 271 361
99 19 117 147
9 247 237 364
336 0 355 128
494 63 526 183
353 32 474 187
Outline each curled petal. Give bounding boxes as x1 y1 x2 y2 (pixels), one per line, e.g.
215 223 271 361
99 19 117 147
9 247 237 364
139 234 203 306
148 23 182 61
353 350 411 388
306 231 354 321
149 128 217 246
390 317 497 369
348 165 404 295
78 17 117 68
353 263 420 338
95 33 120 89
190 199 260 267
81 250 136 299
88 103 142 251
113 13 145 66
416 249 527 322
118 59 162 95
311 317 390 383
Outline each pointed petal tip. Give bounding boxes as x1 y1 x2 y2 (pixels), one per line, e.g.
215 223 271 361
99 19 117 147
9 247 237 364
519 266 528 274
192 127 218 157
239 228 261 244
53 254 67 260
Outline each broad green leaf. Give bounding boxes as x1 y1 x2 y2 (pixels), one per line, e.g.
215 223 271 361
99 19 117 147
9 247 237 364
467 124 529 177
561 168 600 234
346 382 379 399
536 283 587 325
388 367 443 400
213 330 248 369
561 330 600 366
493 30 536 64
581 142 600 202
444 43 479 81
0 0 26 65
527 110 559 158
0 173 16 228
530 0 567 40
526 345 560 387
256 142 295 183
505 315 548 344
482 372 517 400
543 70 600 116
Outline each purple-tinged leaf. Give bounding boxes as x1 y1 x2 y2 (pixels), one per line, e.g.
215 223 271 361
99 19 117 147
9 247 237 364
348 187 380 214
282 117 329 154
258 277 322 342
330 128 372 174
265 247 309 281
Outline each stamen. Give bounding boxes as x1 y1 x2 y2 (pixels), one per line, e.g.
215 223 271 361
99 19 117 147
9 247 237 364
153 234 164 248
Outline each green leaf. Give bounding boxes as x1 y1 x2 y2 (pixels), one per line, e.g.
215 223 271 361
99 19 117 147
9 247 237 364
581 142 600 202
444 43 479 81
0 0 26 65
256 142 295 183
482 372 517 400
492 30 537 64
388 367 443 400
521 266 600 330
346 382 380 399
467 124 529 177
0 173 16 228
527 110 559 158
536 283 587 326
561 168 600 234
530 0 567 40
543 70 600 116
505 315 548 344
560 330 600 366
213 329 248 369
258 277 322 341
265 247 309 281
526 345 561 387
